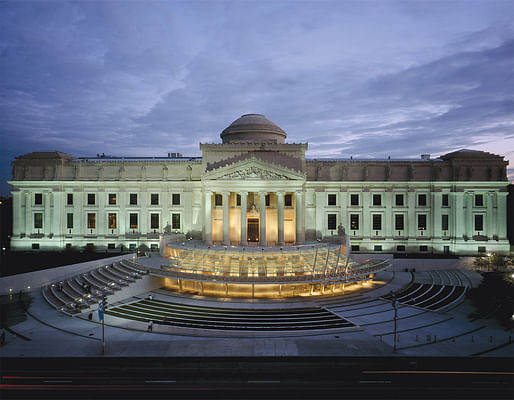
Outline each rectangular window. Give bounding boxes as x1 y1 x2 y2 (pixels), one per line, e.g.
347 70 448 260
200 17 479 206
327 214 337 230
67 193 73 205
215 194 222 206
442 194 449 207
108 193 117 205
129 243 136 250
108 243 116 250
418 194 427 206
151 193 159 205
350 194 359 206
87 193 95 205
328 193 337 206
172 193 180 205
67 213 73 229
444 245 450 254
374 245 382 251
475 194 483 207
351 245 360 252
372 214 382 230
34 213 43 229
150 244 158 250
87 213 96 229
32 243 40 250
420 245 428 252
35 193 43 205
372 194 381 206
265 194 270 207
129 213 138 229
236 194 241 206
395 194 404 206
108 213 117 229
350 214 359 230
395 214 404 230
418 214 427 230
150 213 159 230
172 213 180 230
478 246 486 253
474 215 484 231
285 194 292 206
442 214 449 231
396 245 405 252
129 193 137 205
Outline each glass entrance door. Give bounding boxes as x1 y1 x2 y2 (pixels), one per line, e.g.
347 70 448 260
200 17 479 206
247 219 259 242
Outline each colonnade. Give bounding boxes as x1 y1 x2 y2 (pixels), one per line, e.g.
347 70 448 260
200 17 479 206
203 190 305 246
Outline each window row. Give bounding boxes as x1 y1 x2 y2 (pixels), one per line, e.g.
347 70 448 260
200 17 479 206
61 193 182 206
328 213 483 232
335 192 486 207
33 213 181 231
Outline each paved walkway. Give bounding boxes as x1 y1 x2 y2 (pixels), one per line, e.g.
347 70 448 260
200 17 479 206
1 270 513 358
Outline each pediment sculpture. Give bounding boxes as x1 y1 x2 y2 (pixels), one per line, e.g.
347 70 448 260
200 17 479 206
219 166 290 180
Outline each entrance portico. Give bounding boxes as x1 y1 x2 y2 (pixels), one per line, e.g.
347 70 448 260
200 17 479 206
203 189 305 246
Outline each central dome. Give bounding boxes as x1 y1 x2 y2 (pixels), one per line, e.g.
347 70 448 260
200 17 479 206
221 114 287 144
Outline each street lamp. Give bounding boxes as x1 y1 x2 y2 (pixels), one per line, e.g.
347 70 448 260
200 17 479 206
391 291 399 353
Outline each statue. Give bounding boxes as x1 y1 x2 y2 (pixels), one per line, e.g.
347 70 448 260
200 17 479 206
163 222 172 234
337 223 346 237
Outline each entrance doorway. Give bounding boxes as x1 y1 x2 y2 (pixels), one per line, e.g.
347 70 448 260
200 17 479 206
247 219 259 242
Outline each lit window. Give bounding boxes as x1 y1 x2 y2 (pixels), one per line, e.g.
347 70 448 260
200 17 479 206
108 213 117 229
108 193 116 205
87 213 96 229
350 214 359 230
129 213 138 229
328 194 337 206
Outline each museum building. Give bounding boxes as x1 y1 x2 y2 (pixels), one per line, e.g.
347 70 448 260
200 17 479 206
8 114 510 255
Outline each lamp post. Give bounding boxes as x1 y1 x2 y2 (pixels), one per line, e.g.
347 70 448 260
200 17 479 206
391 292 398 353
99 298 107 355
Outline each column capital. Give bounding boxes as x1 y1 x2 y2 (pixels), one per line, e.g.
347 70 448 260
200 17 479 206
276 191 285 197
239 191 248 196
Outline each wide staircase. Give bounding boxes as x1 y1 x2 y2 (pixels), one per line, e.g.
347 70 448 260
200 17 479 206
41 260 148 316
105 298 355 331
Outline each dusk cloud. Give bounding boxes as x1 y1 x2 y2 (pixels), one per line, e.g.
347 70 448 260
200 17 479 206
1 0 513 194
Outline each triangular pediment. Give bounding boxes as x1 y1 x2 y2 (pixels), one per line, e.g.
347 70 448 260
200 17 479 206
203 156 305 181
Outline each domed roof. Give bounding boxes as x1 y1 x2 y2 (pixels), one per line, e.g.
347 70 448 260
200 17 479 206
221 114 287 144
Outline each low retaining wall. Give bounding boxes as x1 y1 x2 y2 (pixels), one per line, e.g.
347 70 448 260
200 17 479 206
351 253 474 271
0 254 136 295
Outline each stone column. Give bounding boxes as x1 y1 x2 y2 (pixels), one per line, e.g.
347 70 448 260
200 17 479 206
44 192 51 235
240 191 248 245
259 191 267 246
25 192 31 234
222 191 230 245
277 191 285 246
295 190 305 244
204 191 212 245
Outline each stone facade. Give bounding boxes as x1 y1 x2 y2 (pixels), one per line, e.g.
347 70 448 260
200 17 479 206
8 114 510 255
